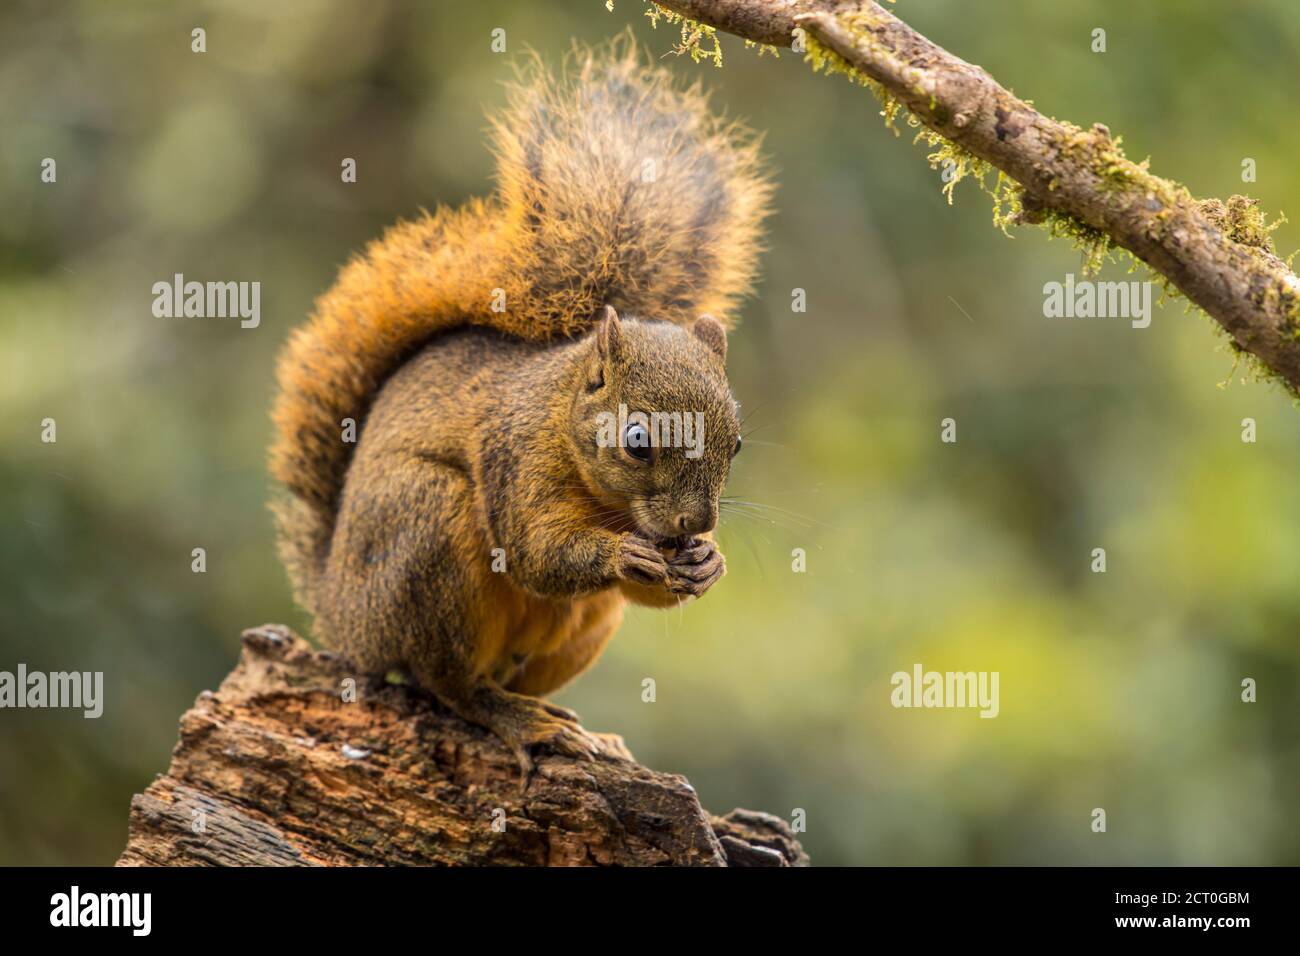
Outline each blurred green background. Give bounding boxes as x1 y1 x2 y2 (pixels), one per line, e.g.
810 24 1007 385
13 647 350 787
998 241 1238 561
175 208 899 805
3 0 1298 866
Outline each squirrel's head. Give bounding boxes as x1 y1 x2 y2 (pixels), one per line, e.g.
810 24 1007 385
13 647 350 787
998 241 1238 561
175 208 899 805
569 306 741 543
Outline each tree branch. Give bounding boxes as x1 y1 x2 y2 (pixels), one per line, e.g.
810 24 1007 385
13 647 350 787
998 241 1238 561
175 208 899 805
653 0 1300 390
116 625 808 867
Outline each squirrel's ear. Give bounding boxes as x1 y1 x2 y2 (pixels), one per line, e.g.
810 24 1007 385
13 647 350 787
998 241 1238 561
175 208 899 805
692 315 727 364
596 305 623 362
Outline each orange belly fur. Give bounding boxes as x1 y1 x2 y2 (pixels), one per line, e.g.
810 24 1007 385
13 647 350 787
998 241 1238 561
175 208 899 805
470 563 626 695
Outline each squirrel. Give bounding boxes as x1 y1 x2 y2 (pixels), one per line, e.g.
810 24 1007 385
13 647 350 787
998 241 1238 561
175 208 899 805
269 37 772 776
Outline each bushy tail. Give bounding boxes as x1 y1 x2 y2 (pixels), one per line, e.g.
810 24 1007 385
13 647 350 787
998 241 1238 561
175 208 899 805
270 33 773 610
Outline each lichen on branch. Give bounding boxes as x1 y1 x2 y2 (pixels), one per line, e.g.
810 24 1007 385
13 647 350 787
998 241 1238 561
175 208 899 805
642 2 725 66
643 0 1300 393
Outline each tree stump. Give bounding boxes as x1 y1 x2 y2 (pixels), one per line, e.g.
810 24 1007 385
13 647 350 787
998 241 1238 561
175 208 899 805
116 624 808 867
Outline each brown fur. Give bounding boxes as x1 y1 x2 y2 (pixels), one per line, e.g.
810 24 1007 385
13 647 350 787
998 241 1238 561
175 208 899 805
269 37 772 773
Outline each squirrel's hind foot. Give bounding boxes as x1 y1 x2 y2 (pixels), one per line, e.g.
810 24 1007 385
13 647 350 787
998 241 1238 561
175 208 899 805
478 689 603 786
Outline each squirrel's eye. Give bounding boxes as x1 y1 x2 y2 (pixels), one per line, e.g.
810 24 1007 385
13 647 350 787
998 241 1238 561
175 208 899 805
623 423 653 463
732 436 743 458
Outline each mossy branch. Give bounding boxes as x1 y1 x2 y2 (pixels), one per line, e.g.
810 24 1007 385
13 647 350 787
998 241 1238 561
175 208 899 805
648 0 1300 392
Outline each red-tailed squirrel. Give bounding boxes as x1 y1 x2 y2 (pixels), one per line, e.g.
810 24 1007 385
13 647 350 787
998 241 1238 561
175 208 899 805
270 37 772 775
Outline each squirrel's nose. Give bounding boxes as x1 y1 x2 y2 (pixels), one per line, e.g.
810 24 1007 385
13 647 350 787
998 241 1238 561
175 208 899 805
674 509 715 536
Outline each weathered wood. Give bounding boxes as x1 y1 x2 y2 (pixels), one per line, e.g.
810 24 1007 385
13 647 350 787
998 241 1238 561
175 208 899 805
116 624 807 867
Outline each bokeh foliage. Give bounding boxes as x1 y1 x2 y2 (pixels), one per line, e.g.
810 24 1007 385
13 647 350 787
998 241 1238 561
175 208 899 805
2 0 1298 865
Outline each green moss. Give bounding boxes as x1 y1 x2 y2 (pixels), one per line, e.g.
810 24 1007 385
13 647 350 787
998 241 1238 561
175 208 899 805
643 2 723 67
1197 196 1300 335
804 33 909 140
988 171 1023 235
1214 334 1287 393
800 27 1214 290
925 139 985 205
632 1 1300 391
1039 208 1115 276
1198 195 1287 252
801 9 1299 390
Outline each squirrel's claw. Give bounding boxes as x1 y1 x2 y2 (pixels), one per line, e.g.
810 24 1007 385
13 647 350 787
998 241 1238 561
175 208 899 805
615 534 669 586
671 540 713 564
666 539 726 597
492 696 603 788
540 700 581 723
544 723 603 762
510 743 536 789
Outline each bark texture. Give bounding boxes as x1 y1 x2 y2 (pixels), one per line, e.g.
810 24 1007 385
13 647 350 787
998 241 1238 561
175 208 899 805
654 0 1300 390
116 624 807 867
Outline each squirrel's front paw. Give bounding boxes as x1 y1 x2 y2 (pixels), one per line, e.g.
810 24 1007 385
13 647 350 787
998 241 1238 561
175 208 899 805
666 538 726 597
615 534 669 586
